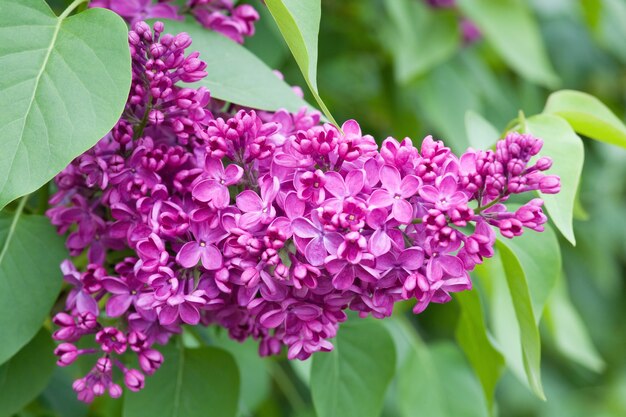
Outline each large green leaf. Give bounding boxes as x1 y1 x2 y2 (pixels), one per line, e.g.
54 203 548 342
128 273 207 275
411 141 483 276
544 274 605 373
310 320 396 417
160 19 309 113
543 90 626 149
389 318 489 417
264 0 337 125
499 225 561 318
496 234 553 400
479 227 558 400
0 329 56 417
455 289 505 412
123 343 239 417
526 114 584 245
383 0 460 84
456 0 558 87
0 0 131 209
0 198 66 365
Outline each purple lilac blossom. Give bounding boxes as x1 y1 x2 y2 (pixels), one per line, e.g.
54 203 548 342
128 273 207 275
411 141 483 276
91 0 259 44
47 21 560 402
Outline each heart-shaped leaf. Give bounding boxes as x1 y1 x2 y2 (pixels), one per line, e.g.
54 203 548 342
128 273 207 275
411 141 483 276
0 0 131 209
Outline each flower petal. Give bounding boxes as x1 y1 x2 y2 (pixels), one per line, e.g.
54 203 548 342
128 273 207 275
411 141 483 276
176 241 201 268
392 199 414 224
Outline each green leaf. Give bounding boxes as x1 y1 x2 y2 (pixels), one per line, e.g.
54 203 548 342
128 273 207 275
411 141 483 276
455 289 505 412
456 0 558 87
209 331 271 414
499 225 561 318
311 319 396 417
544 274 605 372
479 227 559 400
123 343 239 417
0 329 56 417
383 0 460 83
0 198 66 365
389 318 489 417
158 19 308 113
525 114 584 245
465 110 500 149
0 0 131 209
264 0 337 125
543 90 626 149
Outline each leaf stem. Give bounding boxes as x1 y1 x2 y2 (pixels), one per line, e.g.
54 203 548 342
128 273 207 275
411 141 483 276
475 196 501 214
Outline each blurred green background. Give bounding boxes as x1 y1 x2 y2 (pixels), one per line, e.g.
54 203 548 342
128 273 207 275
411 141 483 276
21 0 626 416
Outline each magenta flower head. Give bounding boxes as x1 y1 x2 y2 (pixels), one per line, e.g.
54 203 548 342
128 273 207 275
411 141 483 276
46 20 560 402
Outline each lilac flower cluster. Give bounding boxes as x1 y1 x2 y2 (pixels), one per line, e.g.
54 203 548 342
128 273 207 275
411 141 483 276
47 21 559 402
91 0 259 44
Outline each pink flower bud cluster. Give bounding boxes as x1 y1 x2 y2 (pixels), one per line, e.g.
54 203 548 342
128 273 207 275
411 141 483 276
47 22 559 402
91 0 259 44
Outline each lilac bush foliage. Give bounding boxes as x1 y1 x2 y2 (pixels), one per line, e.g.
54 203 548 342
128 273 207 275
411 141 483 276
47 21 559 402
425 0 481 43
91 0 259 43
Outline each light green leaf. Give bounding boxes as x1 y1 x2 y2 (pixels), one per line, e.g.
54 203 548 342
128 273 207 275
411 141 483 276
526 114 584 245
159 19 308 113
543 90 626 149
311 319 395 417
544 274 605 372
499 224 561 318
264 0 337 125
0 198 66 365
123 343 239 417
478 227 560 400
456 0 558 87
383 0 460 83
465 110 500 149
0 0 131 209
389 318 489 417
0 329 56 417
455 289 505 412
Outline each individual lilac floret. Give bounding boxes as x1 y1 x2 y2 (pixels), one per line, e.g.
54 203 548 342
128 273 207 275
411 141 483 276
47 20 560 402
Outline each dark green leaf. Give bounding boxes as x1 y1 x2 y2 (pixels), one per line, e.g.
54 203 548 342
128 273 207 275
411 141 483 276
265 0 337 125
159 19 308 113
210 331 271 414
123 343 239 417
455 289 505 412
0 329 56 417
311 320 395 417
543 90 626 149
0 198 66 365
0 0 131 209
456 0 558 87
526 114 584 245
